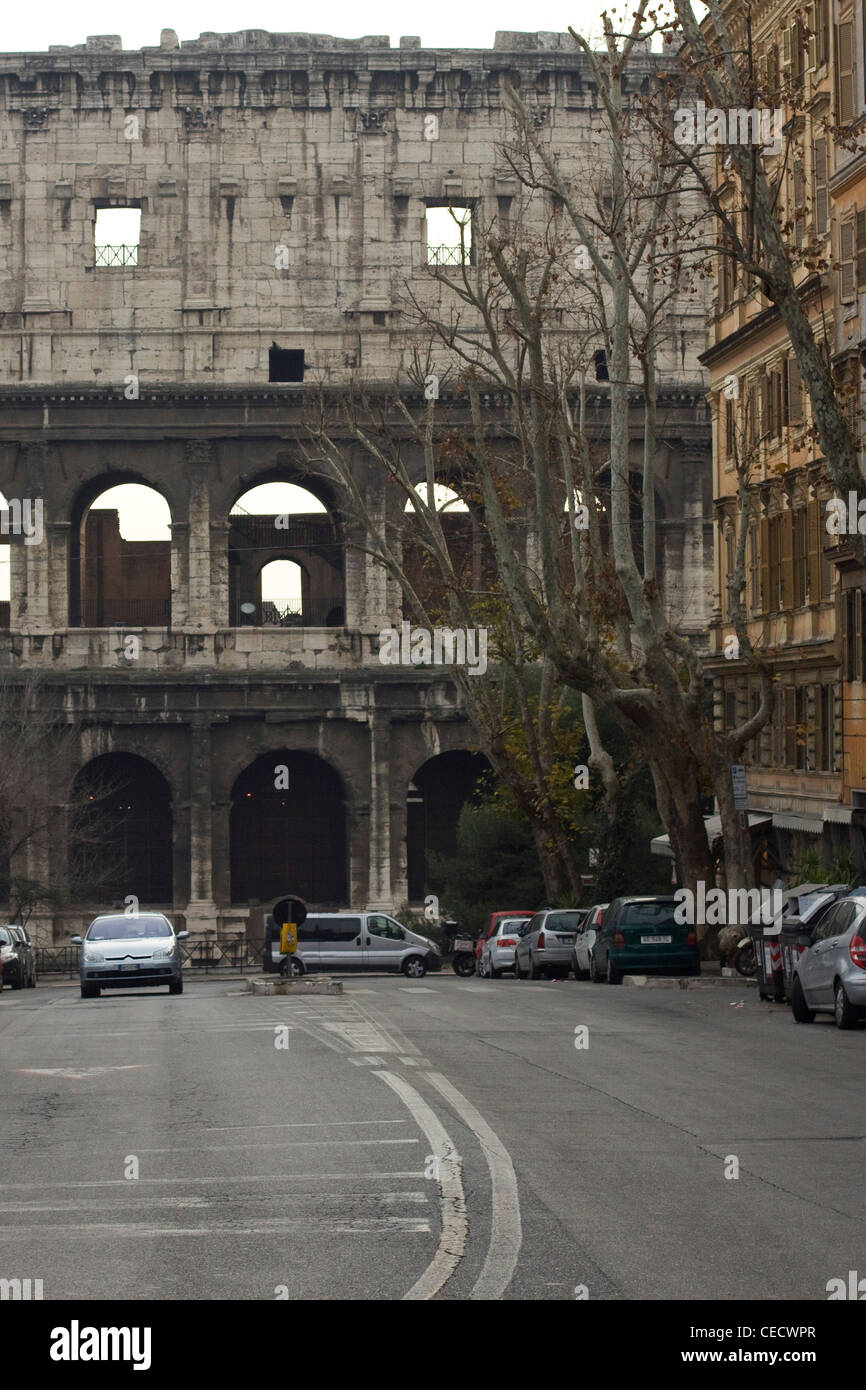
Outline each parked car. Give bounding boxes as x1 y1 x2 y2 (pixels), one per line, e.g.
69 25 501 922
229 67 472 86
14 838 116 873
573 904 609 980
790 894 866 1029
71 914 190 998
591 897 699 983
478 916 531 978
0 925 36 990
267 911 441 978
514 909 586 980
475 909 536 964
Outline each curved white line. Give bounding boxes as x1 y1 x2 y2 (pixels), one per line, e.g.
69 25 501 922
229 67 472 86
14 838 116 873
376 1070 467 1300
424 1071 522 1301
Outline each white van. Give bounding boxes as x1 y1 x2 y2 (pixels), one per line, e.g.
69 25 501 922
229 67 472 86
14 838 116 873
265 911 441 978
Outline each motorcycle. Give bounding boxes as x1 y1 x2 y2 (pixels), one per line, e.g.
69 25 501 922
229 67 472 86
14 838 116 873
734 936 758 977
450 931 478 977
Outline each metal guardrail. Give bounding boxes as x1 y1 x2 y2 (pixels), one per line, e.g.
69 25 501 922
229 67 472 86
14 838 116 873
35 935 265 977
427 244 470 267
95 244 139 267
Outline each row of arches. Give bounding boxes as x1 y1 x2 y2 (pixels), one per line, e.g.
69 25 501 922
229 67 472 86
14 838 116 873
60 747 488 908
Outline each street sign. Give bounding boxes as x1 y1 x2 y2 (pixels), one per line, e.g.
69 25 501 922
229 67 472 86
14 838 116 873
730 764 748 812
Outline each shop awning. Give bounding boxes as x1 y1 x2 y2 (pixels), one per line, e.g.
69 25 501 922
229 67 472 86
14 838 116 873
772 811 824 835
650 811 773 859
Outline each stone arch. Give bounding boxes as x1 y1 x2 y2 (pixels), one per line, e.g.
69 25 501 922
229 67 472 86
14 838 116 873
229 749 349 906
68 473 173 628
68 752 173 905
406 748 492 901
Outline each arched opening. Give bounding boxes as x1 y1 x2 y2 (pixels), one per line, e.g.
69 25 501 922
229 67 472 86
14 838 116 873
69 753 173 905
71 480 172 627
230 750 348 906
229 481 344 627
407 749 491 902
0 489 9 629
403 481 491 614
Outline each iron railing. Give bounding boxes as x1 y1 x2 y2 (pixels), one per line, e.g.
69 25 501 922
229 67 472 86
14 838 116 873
81 598 170 627
95 244 139 267
427 244 471 267
35 935 265 977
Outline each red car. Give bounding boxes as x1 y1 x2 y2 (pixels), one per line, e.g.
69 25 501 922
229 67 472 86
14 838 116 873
476 909 536 961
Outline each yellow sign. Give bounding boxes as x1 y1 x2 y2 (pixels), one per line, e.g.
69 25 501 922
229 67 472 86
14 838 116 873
280 922 298 955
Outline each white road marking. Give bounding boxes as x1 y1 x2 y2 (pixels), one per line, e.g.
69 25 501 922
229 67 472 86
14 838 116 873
203 1120 407 1132
1 1192 429 1213
425 1071 522 1300
0 1172 426 1190
348 1056 387 1067
1 1218 431 1237
322 1021 395 1051
108 1138 420 1153
14 1065 150 1080
400 987 436 993
376 1070 467 1301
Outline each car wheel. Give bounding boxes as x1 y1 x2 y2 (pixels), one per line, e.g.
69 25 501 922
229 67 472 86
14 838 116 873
834 980 859 1030
790 975 815 1023
490 965 501 980
529 958 541 980
402 956 427 979
280 956 305 978
589 954 602 983
606 957 622 985
169 980 183 995
80 984 99 999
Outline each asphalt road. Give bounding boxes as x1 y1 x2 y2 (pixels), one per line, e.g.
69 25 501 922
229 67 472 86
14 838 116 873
2 970 865 1300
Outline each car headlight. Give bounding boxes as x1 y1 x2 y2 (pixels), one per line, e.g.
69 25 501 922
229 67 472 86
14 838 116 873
84 950 104 963
152 947 174 961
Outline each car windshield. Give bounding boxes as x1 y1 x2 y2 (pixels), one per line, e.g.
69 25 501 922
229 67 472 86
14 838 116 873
0 928 11 945
86 916 173 941
546 912 582 931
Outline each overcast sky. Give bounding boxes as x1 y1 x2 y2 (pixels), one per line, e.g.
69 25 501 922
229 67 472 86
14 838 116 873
3 4 622 53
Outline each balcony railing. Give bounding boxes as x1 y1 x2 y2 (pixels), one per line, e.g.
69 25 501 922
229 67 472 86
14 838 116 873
241 596 345 628
81 598 170 627
94 244 139 267
427 244 471 267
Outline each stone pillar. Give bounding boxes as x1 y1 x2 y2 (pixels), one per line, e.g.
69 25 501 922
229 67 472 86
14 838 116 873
185 442 214 630
170 521 190 627
367 711 393 909
184 716 218 931
47 521 70 629
210 519 230 628
17 443 51 633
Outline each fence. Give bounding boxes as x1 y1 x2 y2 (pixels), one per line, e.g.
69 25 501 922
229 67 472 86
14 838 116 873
35 934 264 977
94 244 139 267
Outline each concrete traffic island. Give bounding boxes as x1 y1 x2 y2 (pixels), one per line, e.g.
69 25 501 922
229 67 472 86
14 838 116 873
247 976 343 996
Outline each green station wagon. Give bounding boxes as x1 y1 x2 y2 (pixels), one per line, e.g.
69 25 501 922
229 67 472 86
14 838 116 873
590 896 700 983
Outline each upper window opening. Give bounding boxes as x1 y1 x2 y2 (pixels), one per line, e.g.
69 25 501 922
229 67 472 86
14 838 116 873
404 483 470 513
94 207 141 267
426 206 472 266
269 347 305 382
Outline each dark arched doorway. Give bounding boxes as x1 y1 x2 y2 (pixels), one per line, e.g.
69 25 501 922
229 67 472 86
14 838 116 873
407 750 491 901
230 751 348 906
69 753 173 904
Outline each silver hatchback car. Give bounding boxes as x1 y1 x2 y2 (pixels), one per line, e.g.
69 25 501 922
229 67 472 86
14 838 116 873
790 895 866 1029
479 917 531 978
515 909 586 980
73 914 189 999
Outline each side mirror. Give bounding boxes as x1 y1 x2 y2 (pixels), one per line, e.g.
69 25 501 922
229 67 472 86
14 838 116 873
70 935 82 945
176 930 190 940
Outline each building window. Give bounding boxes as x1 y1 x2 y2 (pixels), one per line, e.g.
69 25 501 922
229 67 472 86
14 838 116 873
426 205 472 266
812 137 828 234
94 206 141 267
843 588 865 681
725 397 736 460
268 346 305 382
836 12 855 123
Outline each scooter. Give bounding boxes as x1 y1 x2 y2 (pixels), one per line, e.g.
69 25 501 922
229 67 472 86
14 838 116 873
450 931 478 976
734 936 758 977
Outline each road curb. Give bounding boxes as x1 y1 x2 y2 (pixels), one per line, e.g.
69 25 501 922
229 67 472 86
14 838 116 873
622 973 757 989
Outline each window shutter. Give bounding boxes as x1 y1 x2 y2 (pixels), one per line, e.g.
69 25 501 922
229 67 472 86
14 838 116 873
773 370 783 436
807 4 818 68
857 589 865 683
807 498 821 601
813 138 828 234
786 355 804 425
782 24 793 67
793 162 805 248
857 209 866 289
781 510 795 609
843 590 852 681
749 523 760 614
837 20 854 122
784 687 797 765
840 217 856 301
761 372 771 438
760 517 770 614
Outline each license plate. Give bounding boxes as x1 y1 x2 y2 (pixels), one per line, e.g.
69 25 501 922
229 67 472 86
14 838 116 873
556 935 575 945
454 940 474 952
641 935 672 944
119 962 141 971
